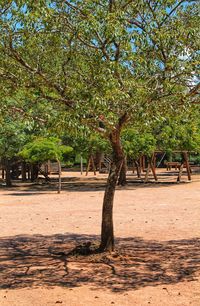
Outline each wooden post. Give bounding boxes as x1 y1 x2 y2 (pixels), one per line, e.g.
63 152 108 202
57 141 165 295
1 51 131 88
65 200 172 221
139 156 143 172
57 160 62 194
142 155 146 171
80 155 83 175
177 163 184 182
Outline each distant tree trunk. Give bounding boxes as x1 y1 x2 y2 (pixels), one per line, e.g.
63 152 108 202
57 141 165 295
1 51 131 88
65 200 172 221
57 160 62 194
21 161 27 182
118 156 127 186
99 113 127 252
177 152 185 182
5 158 12 187
30 164 39 181
39 167 51 182
135 160 141 178
27 165 31 180
2 169 5 179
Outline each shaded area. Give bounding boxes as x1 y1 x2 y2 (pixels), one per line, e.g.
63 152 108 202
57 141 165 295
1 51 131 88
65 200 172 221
0 233 200 292
1 172 200 195
0 176 107 193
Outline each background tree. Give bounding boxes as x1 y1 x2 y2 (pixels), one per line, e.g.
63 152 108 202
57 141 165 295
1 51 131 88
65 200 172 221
19 137 73 193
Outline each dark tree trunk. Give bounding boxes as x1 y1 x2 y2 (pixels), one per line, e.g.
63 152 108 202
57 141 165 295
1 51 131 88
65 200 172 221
99 164 118 251
39 168 51 182
135 160 141 178
118 156 127 186
21 161 27 182
27 165 31 180
177 152 186 182
30 164 39 182
99 113 128 252
2 169 5 179
5 159 12 187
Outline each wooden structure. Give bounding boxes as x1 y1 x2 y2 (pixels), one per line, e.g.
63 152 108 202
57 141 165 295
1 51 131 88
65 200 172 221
166 161 180 170
86 155 96 176
131 151 192 183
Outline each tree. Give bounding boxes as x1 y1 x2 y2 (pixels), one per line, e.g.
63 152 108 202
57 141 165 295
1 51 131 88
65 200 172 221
155 106 200 154
0 89 55 185
19 137 73 193
0 0 199 251
122 128 156 178
0 113 27 186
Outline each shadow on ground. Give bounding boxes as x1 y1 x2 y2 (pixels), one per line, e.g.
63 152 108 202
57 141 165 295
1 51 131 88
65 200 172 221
2 173 198 195
0 233 200 292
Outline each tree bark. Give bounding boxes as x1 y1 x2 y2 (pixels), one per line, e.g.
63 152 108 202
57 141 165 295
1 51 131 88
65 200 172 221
135 160 141 178
30 164 39 181
183 151 191 181
5 158 12 187
99 113 127 252
177 153 184 182
21 161 27 182
2 168 5 179
118 156 127 185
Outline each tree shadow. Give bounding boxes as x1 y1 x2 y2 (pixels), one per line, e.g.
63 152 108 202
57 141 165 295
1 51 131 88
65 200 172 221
0 233 200 292
2 175 196 195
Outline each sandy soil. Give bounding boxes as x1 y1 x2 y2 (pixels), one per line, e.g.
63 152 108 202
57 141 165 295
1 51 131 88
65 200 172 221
0 170 200 306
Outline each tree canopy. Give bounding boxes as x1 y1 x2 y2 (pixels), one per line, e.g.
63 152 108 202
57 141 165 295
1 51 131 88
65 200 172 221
18 137 73 164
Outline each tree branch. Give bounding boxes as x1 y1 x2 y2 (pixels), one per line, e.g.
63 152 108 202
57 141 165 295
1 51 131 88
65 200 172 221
8 35 74 107
9 106 47 123
187 82 200 97
117 112 129 130
160 0 186 27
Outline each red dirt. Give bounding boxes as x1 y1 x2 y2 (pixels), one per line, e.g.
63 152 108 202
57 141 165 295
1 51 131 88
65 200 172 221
0 171 200 305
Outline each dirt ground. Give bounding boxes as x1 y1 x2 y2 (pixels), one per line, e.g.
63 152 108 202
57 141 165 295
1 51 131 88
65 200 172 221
0 170 200 306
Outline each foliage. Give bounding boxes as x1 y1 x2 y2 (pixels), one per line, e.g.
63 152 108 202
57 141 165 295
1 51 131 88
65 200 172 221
0 0 199 133
18 137 73 163
0 115 27 159
63 132 110 159
155 108 200 153
122 128 156 159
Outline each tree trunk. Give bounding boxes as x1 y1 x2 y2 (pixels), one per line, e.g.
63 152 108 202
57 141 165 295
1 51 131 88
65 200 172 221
2 168 5 179
30 164 39 182
99 129 125 252
177 153 184 182
118 156 127 185
144 161 151 183
86 155 91 176
27 165 31 180
183 151 191 181
5 159 12 187
21 161 27 182
135 160 141 178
